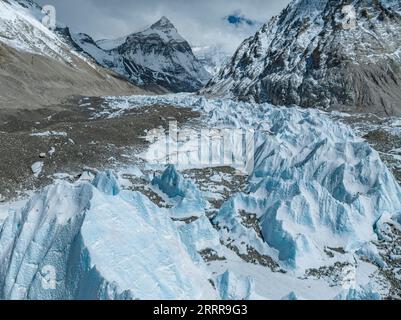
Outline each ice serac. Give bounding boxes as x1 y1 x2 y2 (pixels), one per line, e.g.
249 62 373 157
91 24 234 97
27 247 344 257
152 165 206 219
108 94 401 271
0 171 217 300
213 102 401 269
335 285 381 300
0 182 93 300
178 215 223 264
92 170 120 195
281 292 303 300
216 271 258 300
203 0 401 116
68 17 211 93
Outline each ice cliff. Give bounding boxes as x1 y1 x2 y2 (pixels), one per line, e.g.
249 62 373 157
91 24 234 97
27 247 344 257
0 171 217 300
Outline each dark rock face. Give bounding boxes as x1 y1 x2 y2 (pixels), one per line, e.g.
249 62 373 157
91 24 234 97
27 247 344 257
203 0 401 116
68 17 210 93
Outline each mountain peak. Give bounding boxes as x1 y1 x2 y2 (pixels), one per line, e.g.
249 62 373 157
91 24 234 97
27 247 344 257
151 16 176 30
204 0 401 116
133 16 186 44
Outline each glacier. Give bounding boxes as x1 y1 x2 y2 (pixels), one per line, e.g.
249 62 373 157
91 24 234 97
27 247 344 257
216 270 259 300
100 94 401 270
0 171 217 300
152 164 207 219
1 93 401 299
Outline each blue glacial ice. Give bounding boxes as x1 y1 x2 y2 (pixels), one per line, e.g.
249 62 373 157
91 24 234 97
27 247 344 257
0 171 217 300
152 165 225 263
104 94 401 270
178 215 224 264
92 170 121 195
335 285 382 300
281 291 303 300
152 164 207 219
216 270 258 300
1 94 401 299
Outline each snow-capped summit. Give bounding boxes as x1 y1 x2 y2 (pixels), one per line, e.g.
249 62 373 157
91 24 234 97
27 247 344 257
192 45 231 76
95 17 184 51
153 15 173 27
69 17 211 92
123 16 186 46
147 16 182 38
203 0 401 116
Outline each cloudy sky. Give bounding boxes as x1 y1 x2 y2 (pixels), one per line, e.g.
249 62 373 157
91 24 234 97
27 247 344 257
36 0 291 53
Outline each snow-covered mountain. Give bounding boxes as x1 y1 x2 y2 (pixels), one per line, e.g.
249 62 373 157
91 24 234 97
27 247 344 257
0 0 143 109
0 0 77 63
192 45 230 76
203 0 401 116
68 17 211 93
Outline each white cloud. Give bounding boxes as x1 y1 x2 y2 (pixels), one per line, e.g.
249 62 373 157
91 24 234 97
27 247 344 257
36 0 291 53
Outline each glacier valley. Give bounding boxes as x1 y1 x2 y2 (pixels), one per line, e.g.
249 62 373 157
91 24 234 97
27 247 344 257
1 94 401 300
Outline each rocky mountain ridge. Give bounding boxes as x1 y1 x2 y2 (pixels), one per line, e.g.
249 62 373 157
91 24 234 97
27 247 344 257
203 0 401 116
